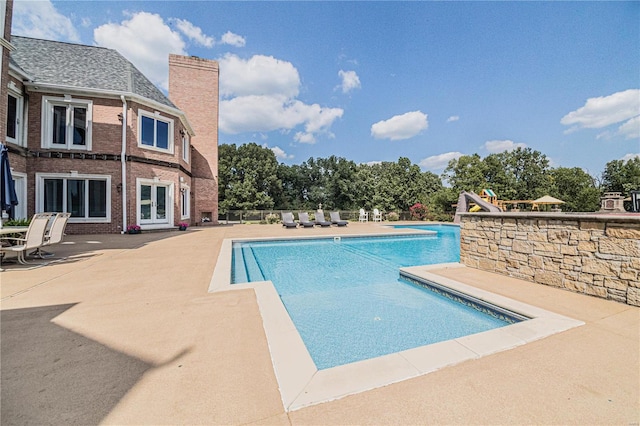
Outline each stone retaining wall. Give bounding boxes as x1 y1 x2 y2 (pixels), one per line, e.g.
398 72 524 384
459 212 640 306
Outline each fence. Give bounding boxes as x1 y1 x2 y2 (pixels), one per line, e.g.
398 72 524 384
217 210 421 224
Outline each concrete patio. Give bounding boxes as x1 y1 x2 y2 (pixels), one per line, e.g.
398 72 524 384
1 223 638 425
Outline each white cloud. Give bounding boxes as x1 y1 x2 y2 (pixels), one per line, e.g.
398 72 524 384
218 54 343 142
219 54 300 98
370 111 428 141
13 0 80 42
364 161 382 166
484 140 527 153
419 152 464 171
621 153 640 162
267 145 294 160
338 70 361 94
294 132 316 144
171 18 214 48
220 31 246 47
447 116 459 123
618 115 640 139
561 89 640 137
94 12 186 90
219 95 343 140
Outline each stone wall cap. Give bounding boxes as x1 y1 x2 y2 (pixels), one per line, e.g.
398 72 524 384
458 211 640 224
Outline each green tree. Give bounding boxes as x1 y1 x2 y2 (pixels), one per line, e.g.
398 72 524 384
498 147 551 200
442 154 485 192
316 156 359 210
428 187 459 220
549 167 600 212
443 148 552 202
601 157 640 194
357 157 442 212
217 143 281 211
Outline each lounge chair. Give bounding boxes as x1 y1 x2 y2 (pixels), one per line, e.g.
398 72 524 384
0 213 52 264
329 211 348 226
297 212 316 228
359 208 369 222
314 210 332 227
35 212 71 258
372 208 382 222
281 212 298 228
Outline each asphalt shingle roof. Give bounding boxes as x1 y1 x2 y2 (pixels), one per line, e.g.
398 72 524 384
10 36 176 109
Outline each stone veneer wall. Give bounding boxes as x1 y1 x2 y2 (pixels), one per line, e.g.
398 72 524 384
459 212 640 306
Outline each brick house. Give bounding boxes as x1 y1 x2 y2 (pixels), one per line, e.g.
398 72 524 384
2 28 219 233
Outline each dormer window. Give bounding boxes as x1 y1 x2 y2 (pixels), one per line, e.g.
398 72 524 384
41 96 92 150
138 109 174 154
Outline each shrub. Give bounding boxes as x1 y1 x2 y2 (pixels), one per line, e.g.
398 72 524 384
4 218 30 226
265 213 279 224
409 203 429 221
386 211 400 221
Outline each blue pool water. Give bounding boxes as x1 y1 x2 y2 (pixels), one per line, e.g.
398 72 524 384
232 225 514 370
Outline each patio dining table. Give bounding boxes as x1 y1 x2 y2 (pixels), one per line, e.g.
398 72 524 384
0 226 28 236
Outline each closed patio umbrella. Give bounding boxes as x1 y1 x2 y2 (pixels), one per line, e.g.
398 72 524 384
1 144 19 224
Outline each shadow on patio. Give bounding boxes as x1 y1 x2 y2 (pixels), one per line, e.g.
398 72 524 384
1 304 154 425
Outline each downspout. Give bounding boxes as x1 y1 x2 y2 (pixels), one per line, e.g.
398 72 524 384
120 95 128 234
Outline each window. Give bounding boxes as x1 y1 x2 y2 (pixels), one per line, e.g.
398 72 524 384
182 133 189 162
42 96 92 150
180 185 190 219
37 173 110 222
138 110 174 153
6 90 23 146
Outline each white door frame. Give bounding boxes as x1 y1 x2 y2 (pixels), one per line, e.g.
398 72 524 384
136 178 174 228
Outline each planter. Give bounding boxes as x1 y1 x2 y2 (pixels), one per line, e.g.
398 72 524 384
127 229 140 234
179 226 187 231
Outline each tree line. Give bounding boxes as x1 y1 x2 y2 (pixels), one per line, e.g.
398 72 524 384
218 143 640 219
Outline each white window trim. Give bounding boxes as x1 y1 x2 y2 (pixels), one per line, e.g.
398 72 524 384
41 95 93 150
180 183 190 220
35 172 111 223
182 134 189 163
135 178 175 228
137 109 175 154
6 85 24 146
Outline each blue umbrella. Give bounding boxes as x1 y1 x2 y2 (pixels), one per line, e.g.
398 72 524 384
1 144 19 220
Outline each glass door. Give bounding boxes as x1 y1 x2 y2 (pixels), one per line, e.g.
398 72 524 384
139 182 170 225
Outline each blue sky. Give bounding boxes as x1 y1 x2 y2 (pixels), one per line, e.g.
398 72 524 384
12 1 640 177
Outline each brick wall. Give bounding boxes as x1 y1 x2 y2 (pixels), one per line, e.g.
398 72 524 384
460 213 640 306
21 93 189 234
168 54 219 225
0 0 13 143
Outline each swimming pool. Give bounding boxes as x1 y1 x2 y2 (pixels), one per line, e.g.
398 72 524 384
231 226 519 370
211 227 585 411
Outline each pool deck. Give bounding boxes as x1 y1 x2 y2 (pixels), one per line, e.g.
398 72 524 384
1 222 638 425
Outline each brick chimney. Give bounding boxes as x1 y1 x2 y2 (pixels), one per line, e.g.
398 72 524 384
169 54 219 225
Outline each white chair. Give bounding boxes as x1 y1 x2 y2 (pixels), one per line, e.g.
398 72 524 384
358 209 369 222
36 212 71 257
0 213 52 264
372 209 382 222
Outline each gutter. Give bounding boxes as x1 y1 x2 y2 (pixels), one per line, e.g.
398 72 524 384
120 95 128 234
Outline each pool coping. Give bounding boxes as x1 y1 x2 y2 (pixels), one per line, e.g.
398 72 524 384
208 234 585 412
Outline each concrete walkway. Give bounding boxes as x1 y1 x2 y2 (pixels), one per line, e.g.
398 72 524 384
1 223 638 425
